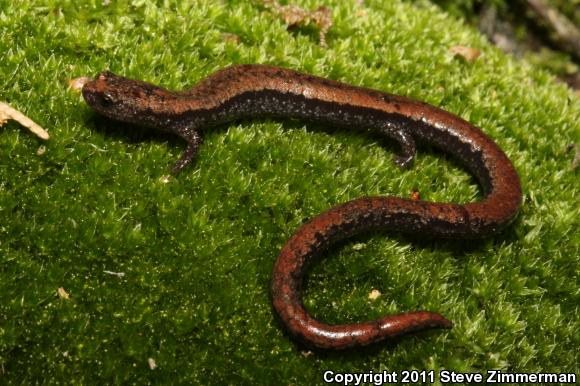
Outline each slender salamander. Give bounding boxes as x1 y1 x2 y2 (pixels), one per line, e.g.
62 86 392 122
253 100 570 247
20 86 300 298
82 64 522 349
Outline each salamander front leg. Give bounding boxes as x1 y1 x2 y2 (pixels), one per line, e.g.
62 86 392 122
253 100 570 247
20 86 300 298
171 130 202 174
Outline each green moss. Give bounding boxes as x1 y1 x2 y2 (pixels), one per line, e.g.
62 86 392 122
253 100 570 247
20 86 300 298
0 0 578 383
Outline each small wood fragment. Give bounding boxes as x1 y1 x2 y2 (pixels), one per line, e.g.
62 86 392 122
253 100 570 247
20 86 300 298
57 287 70 300
104 270 126 278
449 45 482 62
0 101 49 140
261 0 332 46
368 289 381 300
69 76 93 92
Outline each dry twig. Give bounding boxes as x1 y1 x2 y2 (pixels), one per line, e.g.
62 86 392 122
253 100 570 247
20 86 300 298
0 101 49 140
526 0 580 60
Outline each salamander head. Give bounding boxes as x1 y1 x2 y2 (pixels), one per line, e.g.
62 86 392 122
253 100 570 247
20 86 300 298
82 71 173 126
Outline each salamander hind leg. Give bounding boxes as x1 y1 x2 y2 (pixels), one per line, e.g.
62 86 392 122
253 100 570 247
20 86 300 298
379 125 417 169
171 130 202 174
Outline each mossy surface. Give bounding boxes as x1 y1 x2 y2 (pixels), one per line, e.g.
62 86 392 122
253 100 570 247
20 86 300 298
0 0 578 384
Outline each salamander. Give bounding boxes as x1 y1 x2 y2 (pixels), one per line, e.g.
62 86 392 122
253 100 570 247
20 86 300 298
82 64 522 349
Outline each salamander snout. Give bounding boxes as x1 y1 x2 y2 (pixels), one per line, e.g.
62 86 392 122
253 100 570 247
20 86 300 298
82 73 120 111
82 87 117 110
82 71 148 123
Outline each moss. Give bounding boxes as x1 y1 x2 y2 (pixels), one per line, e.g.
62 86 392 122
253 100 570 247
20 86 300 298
0 0 578 383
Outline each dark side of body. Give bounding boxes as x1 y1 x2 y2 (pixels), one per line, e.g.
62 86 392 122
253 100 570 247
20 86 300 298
82 64 522 349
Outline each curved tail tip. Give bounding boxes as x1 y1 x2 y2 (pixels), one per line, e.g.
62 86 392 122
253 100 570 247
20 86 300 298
421 312 453 330
438 316 453 329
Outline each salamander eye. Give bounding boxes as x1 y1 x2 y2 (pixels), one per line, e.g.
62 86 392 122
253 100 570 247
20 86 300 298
101 92 115 106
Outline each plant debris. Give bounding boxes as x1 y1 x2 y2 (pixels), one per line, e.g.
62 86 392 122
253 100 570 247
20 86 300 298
0 101 49 140
526 0 580 61
57 287 70 300
449 45 482 62
368 289 381 300
69 76 93 92
260 0 332 46
104 270 126 278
